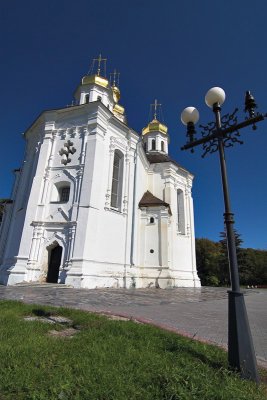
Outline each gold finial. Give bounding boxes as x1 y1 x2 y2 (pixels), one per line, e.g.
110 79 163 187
93 53 107 76
110 69 120 87
151 99 161 120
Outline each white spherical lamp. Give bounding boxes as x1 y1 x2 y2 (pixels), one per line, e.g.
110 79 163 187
205 87 226 108
181 107 199 126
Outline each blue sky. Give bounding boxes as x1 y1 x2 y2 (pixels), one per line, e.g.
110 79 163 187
1 0 267 249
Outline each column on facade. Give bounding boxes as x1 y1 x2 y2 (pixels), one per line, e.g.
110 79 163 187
105 139 115 209
156 134 162 152
40 130 57 206
65 224 76 268
187 185 199 282
27 224 44 271
75 127 87 204
122 146 130 214
163 170 177 269
159 208 170 268
184 185 191 236
123 143 137 278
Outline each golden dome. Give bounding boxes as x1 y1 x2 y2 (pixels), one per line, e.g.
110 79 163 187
113 103 124 115
82 74 109 88
112 86 121 103
142 119 168 135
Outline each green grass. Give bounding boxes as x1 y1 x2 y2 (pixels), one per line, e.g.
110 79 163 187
0 300 266 400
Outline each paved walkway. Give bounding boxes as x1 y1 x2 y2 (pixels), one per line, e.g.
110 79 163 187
0 284 266 366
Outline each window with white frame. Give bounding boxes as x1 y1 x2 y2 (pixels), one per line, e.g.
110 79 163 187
177 189 185 234
111 150 124 210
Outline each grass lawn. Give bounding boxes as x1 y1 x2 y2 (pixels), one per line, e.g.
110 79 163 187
0 300 266 400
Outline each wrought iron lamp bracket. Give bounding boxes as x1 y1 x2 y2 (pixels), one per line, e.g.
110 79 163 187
181 90 267 156
199 108 244 157
200 136 218 158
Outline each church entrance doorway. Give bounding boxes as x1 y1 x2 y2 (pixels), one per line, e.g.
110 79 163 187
46 245 62 283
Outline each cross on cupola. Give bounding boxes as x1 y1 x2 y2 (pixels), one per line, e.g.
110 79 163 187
59 140 76 165
151 99 162 120
93 53 107 77
110 69 120 87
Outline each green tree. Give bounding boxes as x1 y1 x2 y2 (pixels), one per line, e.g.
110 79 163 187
196 233 267 287
195 238 220 286
218 229 243 286
240 248 267 286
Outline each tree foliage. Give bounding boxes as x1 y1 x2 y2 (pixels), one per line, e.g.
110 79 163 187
196 233 267 287
195 238 220 286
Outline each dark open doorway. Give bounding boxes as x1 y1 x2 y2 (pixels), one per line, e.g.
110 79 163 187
47 244 62 283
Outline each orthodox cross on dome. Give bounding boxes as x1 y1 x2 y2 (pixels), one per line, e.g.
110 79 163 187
151 99 162 120
110 69 120 87
59 140 76 165
93 53 107 76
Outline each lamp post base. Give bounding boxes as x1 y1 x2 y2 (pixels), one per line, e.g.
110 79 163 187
228 290 259 383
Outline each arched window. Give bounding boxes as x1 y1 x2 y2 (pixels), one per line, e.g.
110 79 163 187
177 189 185 234
151 139 156 151
150 217 154 224
59 186 70 202
97 95 102 101
143 142 147 153
51 182 70 203
161 141 164 152
111 150 124 210
85 94 89 104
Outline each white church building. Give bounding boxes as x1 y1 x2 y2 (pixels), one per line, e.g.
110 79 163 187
0 60 200 289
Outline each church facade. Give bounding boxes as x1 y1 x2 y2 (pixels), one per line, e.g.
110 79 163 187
0 65 200 289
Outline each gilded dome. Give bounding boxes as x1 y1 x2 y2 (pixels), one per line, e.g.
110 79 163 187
142 119 168 135
113 103 125 115
82 74 109 88
112 86 121 103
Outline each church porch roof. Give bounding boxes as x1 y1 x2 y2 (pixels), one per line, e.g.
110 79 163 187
139 191 172 215
145 152 192 175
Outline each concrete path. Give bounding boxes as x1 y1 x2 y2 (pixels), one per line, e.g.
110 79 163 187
0 285 266 366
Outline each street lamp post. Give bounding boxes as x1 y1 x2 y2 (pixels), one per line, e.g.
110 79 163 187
180 87 266 382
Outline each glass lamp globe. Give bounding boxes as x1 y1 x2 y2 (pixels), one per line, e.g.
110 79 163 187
205 87 226 108
181 107 199 126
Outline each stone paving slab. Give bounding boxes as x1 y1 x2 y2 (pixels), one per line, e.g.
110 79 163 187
0 284 266 366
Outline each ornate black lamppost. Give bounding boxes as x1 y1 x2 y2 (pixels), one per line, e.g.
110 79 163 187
180 87 266 382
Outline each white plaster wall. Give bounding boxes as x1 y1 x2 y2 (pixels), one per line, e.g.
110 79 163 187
143 214 160 266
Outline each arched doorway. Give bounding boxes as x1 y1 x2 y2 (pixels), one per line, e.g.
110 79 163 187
46 244 62 283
